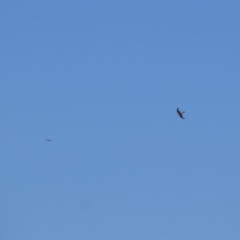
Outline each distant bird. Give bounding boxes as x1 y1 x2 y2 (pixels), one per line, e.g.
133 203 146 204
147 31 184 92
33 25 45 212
176 108 185 119
45 139 53 142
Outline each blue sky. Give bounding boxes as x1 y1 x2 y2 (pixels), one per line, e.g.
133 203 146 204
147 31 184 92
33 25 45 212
1 1 240 239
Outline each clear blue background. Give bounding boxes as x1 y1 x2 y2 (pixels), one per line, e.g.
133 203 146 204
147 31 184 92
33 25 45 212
1 1 239 239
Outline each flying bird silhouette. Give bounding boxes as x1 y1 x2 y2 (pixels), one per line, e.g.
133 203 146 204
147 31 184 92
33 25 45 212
45 139 53 142
176 108 185 119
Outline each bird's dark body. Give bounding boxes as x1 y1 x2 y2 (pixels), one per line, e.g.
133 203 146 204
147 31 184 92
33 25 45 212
176 108 185 119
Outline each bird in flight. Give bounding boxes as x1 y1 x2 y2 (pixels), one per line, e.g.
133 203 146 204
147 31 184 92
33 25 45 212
176 108 185 119
45 139 53 142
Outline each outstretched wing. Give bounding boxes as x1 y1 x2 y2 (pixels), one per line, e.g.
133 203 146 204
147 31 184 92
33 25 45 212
176 108 182 116
176 108 185 119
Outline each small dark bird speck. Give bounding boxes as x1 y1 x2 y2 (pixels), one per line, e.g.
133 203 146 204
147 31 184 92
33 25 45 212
176 108 185 119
